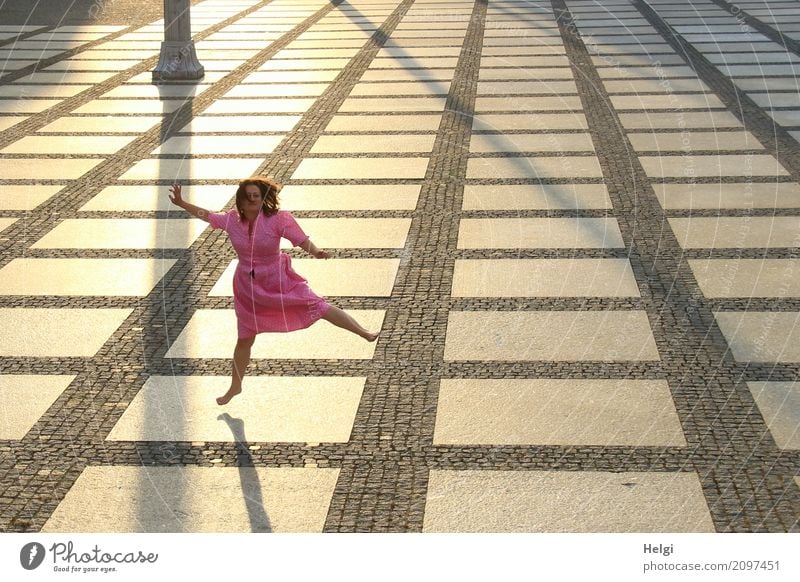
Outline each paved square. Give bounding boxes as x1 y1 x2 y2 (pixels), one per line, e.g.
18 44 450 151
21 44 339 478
0 375 75 439
444 311 660 361
165 309 385 359
210 258 400 297
41 466 339 532
451 259 639 297
434 379 685 446
423 470 713 532
107 376 365 443
0 308 131 357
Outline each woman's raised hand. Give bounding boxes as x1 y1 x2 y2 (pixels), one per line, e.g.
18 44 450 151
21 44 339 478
168 183 183 206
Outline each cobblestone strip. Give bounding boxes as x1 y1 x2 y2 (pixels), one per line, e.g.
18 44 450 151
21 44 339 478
321 0 488 533
707 0 800 55
0 0 362 533
0 0 273 147
554 0 799 532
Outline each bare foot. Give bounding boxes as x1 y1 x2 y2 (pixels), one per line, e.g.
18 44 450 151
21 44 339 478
363 331 380 342
216 386 241 405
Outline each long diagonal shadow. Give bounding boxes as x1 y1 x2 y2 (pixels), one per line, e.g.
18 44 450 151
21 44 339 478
219 412 272 533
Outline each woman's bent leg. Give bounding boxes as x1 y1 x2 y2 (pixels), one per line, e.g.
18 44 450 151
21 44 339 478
322 306 379 341
217 336 255 405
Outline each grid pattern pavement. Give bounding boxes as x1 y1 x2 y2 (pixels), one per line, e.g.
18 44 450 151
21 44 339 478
0 0 798 533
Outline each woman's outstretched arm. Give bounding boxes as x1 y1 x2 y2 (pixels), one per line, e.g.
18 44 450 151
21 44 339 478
299 237 330 259
168 183 212 222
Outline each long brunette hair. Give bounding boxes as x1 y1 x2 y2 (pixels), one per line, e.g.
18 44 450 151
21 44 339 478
235 176 281 220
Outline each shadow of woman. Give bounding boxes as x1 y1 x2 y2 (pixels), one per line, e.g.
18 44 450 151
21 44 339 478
218 413 272 533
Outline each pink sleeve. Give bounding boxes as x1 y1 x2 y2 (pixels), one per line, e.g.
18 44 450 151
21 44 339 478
207 209 235 231
280 211 309 246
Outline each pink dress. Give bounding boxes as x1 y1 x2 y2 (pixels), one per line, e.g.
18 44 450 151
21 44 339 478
207 209 331 338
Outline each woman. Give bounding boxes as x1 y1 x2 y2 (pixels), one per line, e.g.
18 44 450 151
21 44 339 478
169 176 380 405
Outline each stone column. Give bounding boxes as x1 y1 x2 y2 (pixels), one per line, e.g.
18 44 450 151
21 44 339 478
152 0 204 81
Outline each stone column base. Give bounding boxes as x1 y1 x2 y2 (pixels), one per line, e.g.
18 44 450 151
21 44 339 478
152 41 205 82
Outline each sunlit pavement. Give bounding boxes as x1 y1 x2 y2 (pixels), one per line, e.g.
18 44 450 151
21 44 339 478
0 0 799 532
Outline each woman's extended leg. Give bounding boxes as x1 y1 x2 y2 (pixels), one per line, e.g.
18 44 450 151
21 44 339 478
322 306 379 341
217 336 256 405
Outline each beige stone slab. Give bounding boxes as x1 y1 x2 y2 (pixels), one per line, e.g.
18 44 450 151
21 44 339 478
434 379 684 446
719 64 800 77
474 95 582 111
619 111 743 129
0 99 60 114
309 134 436 153
481 55 571 67
0 258 177 296
71 100 183 114
15 72 117 85
477 80 579 94
603 78 711 93
466 156 603 179
100 84 211 99
733 77 800 92
37 116 161 133
210 258 400 297
370 57 460 69
1 135 138 154
107 375 365 443
0 185 63 210
224 83 329 97
337 97 447 112
611 94 725 110
598 65 696 79
0 375 75 439
80 184 232 212
0 83 91 99
260 58 352 70
41 466 339 533
291 157 429 179
640 154 787 178
469 132 594 152
360 69 455 82
243 70 341 83
0 308 131 357
715 311 800 363
653 182 800 209
0 116 26 131
628 131 762 152
768 110 800 127
119 158 262 180
179 116 301 133
745 93 800 108
747 382 800 449
43 60 141 71
0 158 102 180
0 218 16 235
458 218 624 249
444 310 659 361
376 47 462 57
689 259 800 298
423 470 713 532
669 217 800 248
349 81 452 96
479 68 575 81
452 259 639 297
279 218 411 249
275 48 361 58
151 135 285 155
472 113 587 131
324 114 441 132
166 309 384 360
280 184 419 210
31 219 209 249
462 184 611 210
204 98 317 114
